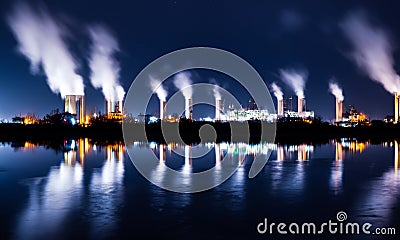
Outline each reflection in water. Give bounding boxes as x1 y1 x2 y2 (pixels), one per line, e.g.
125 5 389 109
277 146 285 161
16 161 84 239
89 144 124 237
7 138 400 239
15 140 125 239
331 141 344 194
395 140 399 177
353 141 400 226
329 139 372 194
339 138 369 154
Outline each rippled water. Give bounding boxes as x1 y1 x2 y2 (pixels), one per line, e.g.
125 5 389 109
0 139 399 239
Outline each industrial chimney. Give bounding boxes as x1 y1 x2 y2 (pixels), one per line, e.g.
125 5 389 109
335 97 343 122
395 92 399 124
105 100 113 115
189 98 193 120
160 100 166 120
298 97 305 115
79 95 85 124
215 98 222 121
278 99 284 116
185 98 193 120
118 100 123 113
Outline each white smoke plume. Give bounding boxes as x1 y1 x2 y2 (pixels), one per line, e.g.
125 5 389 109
88 25 125 102
340 11 400 94
149 75 167 101
270 82 283 100
7 3 84 98
213 85 221 100
209 78 221 99
329 79 344 101
173 71 193 99
279 69 307 98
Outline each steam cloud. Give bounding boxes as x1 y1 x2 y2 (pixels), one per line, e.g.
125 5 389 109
341 11 400 94
149 76 167 101
173 72 193 99
329 80 344 101
7 3 84 98
270 82 283 100
279 69 307 98
213 85 221 100
88 25 125 102
209 78 221 99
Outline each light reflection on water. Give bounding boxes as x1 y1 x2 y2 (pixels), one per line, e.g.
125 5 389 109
0 138 399 239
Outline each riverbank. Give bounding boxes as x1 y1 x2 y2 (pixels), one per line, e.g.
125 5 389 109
0 121 399 144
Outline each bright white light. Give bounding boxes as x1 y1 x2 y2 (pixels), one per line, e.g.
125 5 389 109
149 116 158 123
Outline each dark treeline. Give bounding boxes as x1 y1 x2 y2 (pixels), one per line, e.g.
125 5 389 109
1 120 400 144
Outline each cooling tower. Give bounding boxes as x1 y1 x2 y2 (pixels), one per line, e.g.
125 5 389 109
298 97 305 114
395 92 399 124
160 100 166 120
278 99 284 116
335 97 343 122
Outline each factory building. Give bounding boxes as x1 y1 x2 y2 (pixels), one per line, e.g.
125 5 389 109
105 100 124 122
227 109 276 122
339 105 368 126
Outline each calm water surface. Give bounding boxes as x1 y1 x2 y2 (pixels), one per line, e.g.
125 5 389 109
0 139 399 239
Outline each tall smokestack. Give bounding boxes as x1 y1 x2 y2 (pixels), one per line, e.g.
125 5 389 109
395 92 399 124
160 100 166 120
185 98 190 119
79 95 85 124
173 72 193 119
150 76 167 119
280 69 307 112
189 98 193 120
215 98 222 121
335 97 343 122
298 97 305 114
329 80 344 122
105 100 112 115
271 82 284 116
278 99 284 116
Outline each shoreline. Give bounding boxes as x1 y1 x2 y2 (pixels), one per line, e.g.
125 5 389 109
0 121 399 144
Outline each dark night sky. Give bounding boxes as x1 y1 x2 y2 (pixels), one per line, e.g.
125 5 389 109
1 0 400 121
